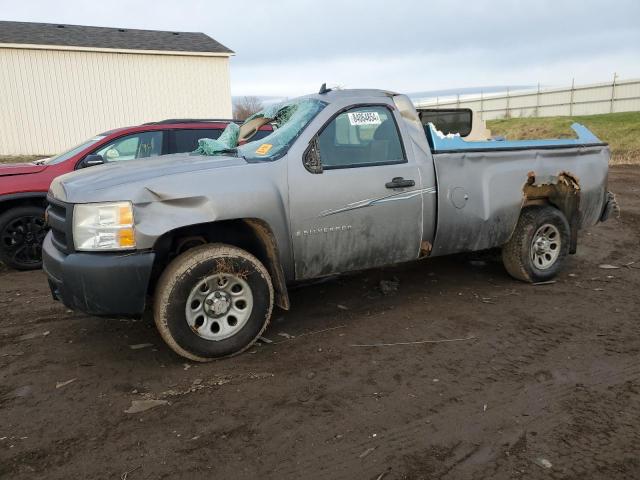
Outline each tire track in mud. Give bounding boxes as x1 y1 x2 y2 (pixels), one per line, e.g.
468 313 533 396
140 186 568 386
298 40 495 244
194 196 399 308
268 252 640 478
198 263 640 479
268 337 640 479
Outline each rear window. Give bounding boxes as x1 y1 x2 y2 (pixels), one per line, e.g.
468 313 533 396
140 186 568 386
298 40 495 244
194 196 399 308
251 129 273 142
418 109 473 137
173 129 223 153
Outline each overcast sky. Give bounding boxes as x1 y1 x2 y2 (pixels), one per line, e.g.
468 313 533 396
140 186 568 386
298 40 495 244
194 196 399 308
2 0 639 98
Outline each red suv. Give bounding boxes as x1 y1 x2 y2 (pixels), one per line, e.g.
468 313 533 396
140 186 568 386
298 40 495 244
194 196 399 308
0 120 272 270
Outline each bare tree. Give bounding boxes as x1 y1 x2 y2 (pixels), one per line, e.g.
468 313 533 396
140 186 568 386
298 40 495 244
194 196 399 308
233 96 263 120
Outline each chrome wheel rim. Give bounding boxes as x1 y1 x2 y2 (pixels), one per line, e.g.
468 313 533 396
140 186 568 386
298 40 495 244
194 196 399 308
185 273 253 341
531 223 560 270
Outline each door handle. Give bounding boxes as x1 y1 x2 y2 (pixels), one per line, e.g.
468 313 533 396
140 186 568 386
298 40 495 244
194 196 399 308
385 177 415 189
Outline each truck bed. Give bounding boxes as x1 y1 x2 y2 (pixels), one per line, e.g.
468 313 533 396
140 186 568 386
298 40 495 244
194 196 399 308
424 123 610 257
426 122 607 153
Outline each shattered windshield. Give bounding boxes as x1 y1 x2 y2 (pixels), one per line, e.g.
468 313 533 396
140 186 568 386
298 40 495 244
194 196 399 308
193 99 326 161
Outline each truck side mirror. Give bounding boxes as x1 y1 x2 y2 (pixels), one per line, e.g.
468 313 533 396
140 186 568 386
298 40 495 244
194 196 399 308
303 137 323 174
79 154 105 169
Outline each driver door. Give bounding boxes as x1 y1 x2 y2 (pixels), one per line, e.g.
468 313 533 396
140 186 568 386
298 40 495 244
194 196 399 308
288 104 423 279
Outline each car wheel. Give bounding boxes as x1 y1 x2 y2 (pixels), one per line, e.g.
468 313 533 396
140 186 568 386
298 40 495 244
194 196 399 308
502 206 570 283
154 243 274 361
0 205 47 270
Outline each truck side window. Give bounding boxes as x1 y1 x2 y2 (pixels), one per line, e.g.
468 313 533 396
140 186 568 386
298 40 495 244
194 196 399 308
317 106 405 169
172 129 222 154
94 132 163 162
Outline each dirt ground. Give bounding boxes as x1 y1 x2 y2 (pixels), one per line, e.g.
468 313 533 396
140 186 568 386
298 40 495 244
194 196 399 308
0 165 638 480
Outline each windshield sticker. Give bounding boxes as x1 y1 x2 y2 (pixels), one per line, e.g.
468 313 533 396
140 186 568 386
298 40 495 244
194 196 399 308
348 111 382 126
255 143 273 155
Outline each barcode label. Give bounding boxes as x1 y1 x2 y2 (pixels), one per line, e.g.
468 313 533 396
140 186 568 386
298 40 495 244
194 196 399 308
347 111 381 126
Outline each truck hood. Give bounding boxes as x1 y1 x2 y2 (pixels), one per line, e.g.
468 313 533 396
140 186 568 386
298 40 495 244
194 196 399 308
51 153 247 203
0 162 47 177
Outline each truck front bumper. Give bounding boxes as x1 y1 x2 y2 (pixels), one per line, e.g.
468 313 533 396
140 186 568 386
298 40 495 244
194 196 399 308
42 233 155 317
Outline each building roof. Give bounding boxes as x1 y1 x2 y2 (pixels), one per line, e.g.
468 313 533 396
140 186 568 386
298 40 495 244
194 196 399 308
0 20 234 55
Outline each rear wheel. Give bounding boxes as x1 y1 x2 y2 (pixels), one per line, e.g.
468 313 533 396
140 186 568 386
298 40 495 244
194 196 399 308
502 206 570 282
0 206 47 270
154 243 274 361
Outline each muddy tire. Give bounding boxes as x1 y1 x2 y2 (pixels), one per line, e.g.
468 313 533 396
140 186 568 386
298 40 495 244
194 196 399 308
502 206 570 283
0 205 47 271
154 243 274 361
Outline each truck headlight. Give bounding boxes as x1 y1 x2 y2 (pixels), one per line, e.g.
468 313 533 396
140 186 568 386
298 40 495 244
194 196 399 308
73 202 136 251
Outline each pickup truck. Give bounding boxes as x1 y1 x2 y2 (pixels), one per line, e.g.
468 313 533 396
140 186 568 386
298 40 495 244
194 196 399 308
42 87 616 361
0 120 272 270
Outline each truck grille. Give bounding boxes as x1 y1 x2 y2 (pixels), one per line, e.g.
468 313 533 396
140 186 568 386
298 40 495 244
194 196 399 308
46 197 73 253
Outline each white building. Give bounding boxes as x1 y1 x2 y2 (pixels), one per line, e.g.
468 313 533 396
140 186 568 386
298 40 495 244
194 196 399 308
0 21 234 155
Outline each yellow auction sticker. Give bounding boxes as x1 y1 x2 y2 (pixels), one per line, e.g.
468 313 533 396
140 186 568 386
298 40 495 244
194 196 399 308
255 143 273 155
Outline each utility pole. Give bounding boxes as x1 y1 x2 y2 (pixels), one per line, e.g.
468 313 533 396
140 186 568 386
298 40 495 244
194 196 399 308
610 72 618 114
535 83 540 117
569 78 575 117
505 87 510 118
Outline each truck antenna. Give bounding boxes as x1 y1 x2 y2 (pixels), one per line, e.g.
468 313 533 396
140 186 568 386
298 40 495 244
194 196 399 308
319 83 332 94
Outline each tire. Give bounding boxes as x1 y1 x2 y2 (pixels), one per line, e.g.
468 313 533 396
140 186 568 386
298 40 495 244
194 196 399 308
154 243 274 361
0 205 47 270
502 206 570 283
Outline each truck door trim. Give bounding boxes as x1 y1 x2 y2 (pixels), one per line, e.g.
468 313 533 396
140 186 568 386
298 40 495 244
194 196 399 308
318 187 436 217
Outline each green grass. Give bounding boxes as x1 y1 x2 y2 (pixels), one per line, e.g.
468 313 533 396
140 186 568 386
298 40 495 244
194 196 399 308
488 111 640 164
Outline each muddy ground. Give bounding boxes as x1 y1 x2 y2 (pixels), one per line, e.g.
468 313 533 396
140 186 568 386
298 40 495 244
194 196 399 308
0 165 639 480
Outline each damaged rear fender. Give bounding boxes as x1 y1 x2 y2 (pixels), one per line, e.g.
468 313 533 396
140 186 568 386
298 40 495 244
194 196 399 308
522 171 581 253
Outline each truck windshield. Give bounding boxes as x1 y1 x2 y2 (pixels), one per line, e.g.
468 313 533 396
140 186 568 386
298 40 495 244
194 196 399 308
45 136 106 165
193 99 326 161
239 99 326 161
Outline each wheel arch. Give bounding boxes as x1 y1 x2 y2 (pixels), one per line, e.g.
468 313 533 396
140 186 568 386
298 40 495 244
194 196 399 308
521 171 580 253
151 218 290 310
0 192 47 216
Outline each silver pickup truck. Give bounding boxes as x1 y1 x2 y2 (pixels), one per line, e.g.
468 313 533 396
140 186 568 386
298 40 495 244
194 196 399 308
43 87 616 361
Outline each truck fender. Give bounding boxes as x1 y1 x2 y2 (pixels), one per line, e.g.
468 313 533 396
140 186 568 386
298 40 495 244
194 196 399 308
243 218 290 310
152 217 290 311
522 171 581 254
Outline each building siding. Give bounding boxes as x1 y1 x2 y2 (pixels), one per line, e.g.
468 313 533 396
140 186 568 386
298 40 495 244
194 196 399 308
0 47 232 155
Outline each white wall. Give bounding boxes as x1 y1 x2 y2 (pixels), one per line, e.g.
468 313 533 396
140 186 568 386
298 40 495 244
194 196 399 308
0 46 232 155
415 78 640 121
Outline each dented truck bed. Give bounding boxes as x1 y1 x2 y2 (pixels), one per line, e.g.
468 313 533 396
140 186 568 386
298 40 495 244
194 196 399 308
425 123 609 257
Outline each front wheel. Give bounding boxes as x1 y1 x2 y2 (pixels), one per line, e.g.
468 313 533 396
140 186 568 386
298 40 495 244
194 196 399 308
154 243 274 361
0 206 47 270
502 206 570 282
